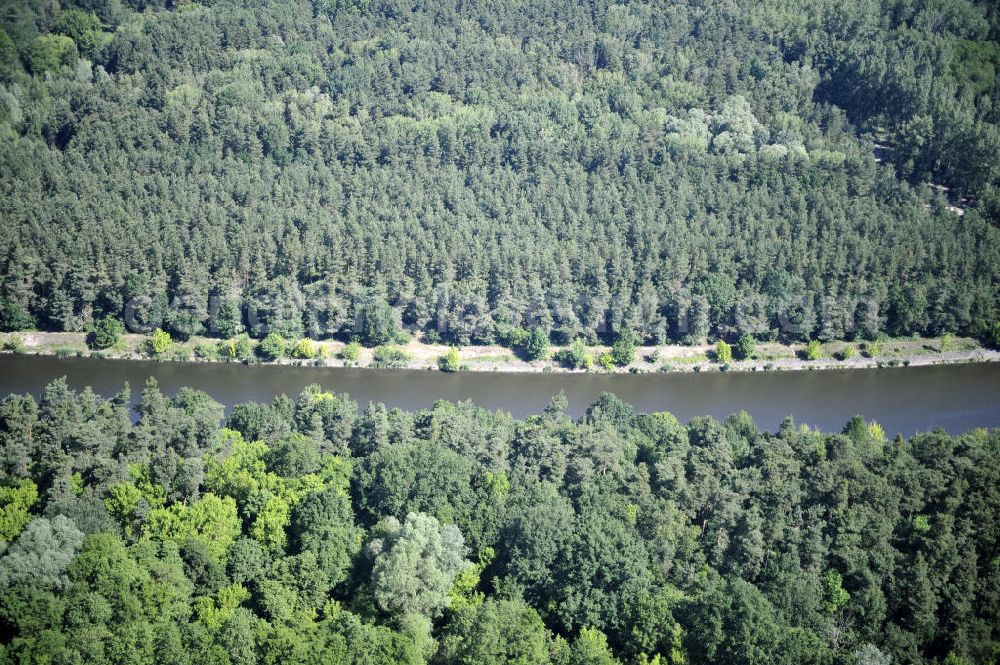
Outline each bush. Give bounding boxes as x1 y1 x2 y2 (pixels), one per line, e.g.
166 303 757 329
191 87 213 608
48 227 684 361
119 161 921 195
340 341 361 362
193 342 221 360
715 340 733 363
371 346 412 369
837 345 855 361
224 333 254 361
556 339 591 369
610 332 636 367
803 339 822 361
258 332 287 360
598 352 615 370
438 347 462 372
146 328 173 355
87 316 124 350
939 332 954 352
290 338 316 359
861 341 881 358
3 334 26 353
511 327 549 361
736 333 756 360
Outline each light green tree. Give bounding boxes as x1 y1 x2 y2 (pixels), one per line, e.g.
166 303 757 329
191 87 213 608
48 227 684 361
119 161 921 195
715 340 733 363
369 512 470 620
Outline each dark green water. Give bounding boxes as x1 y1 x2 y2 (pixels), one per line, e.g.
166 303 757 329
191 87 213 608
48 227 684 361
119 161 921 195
0 354 998 435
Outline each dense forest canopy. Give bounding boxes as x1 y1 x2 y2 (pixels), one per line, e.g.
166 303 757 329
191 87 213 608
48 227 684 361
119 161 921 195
0 0 999 345
0 380 997 664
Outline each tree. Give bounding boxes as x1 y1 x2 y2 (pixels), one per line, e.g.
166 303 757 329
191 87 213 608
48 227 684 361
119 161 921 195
438 347 462 372
21 34 77 74
0 301 35 331
258 332 287 360
557 338 592 369
340 341 361 362
715 340 733 363
87 316 124 350
736 333 756 360
0 515 84 592
290 486 361 587
291 338 317 359
512 327 550 361
368 512 470 620
437 599 553 664
225 333 254 361
610 332 636 367
147 328 173 355
358 298 398 347
0 479 39 542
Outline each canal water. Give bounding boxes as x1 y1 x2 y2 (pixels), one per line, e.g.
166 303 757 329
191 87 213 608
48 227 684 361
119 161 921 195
0 354 998 436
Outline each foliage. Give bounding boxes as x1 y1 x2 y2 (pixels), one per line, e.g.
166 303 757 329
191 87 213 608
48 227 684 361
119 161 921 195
610 333 637 367
147 328 173 355
438 347 463 372
225 333 254 361
290 338 317 359
556 339 593 369
715 340 733 363
368 512 470 620
371 346 412 369
735 334 756 360
340 341 361 362
512 327 550 361
0 380 998 663
2 334 25 353
258 332 287 361
358 299 399 348
803 340 822 361
87 317 124 350
0 479 39 542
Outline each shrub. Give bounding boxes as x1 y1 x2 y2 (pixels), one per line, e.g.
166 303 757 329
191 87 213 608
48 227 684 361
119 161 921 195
511 327 549 361
87 316 124 350
735 333 756 360
837 345 855 361
258 332 287 360
193 342 221 360
556 339 591 369
598 352 615 370
861 341 881 358
340 341 361 362
714 340 733 363
3 334 26 353
803 339 822 361
146 328 173 355
371 346 412 369
644 350 660 363
290 338 316 359
939 332 954 352
610 332 636 366
438 347 462 372
224 333 254 361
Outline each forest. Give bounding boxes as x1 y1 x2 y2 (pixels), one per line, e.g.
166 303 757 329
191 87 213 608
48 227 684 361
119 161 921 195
0 379 996 664
1 0 1000 347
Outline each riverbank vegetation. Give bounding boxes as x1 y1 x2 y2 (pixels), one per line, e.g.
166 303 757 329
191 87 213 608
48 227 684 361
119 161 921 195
0 381 997 664
1 0 1000 349
3 330 997 376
